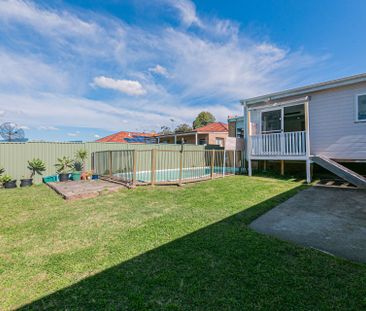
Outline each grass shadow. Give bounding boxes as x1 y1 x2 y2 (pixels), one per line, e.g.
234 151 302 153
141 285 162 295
18 186 365 310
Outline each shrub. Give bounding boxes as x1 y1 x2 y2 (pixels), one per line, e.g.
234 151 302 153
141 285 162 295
55 157 74 174
27 158 46 179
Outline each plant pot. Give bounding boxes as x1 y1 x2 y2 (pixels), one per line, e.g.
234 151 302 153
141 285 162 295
59 173 69 182
4 180 17 189
20 178 33 187
92 174 99 180
71 172 81 181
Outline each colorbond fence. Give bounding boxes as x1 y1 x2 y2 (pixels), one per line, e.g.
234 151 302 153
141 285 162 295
94 149 242 186
0 142 214 184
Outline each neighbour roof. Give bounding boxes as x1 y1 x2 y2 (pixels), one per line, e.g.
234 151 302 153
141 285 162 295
96 131 157 143
241 72 366 105
194 122 228 132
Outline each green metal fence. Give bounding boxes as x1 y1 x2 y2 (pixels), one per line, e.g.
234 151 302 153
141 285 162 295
0 142 212 184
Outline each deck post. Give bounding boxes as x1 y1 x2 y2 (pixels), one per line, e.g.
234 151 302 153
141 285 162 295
306 159 311 184
210 149 215 179
263 160 267 172
195 132 198 145
109 151 112 177
304 100 311 184
247 110 252 176
132 150 137 185
151 149 156 186
280 160 285 175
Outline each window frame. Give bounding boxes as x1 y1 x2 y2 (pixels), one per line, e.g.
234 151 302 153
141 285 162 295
355 93 366 122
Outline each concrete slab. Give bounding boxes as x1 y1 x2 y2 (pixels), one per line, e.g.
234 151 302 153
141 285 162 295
250 187 366 263
47 180 125 200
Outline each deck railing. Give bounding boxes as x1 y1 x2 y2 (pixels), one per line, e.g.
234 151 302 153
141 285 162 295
251 131 306 156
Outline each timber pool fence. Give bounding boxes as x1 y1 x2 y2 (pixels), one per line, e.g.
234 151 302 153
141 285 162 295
93 149 243 186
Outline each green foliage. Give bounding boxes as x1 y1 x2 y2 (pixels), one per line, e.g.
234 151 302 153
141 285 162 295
55 156 74 174
27 158 46 179
0 167 4 176
75 149 88 172
175 123 193 133
193 111 216 129
159 125 173 135
0 174 12 184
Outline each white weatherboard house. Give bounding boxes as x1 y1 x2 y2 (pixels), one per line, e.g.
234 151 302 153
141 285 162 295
240 73 366 188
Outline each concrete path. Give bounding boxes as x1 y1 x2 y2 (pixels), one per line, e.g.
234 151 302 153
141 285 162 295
250 187 366 263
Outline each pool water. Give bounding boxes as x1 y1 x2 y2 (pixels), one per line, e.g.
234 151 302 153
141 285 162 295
114 166 238 183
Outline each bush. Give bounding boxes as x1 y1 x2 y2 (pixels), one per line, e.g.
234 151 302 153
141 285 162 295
27 158 46 179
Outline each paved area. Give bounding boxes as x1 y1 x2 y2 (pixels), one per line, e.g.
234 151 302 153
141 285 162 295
250 187 366 263
47 180 125 200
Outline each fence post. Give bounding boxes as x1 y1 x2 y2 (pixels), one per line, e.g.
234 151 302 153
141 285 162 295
233 150 236 175
210 149 215 179
91 152 95 172
223 150 226 177
151 149 156 185
109 151 112 177
179 150 183 185
132 150 137 185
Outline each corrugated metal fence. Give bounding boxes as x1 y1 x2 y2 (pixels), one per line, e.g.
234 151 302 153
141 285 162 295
0 142 213 184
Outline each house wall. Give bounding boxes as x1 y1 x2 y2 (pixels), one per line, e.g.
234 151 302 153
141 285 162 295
309 82 366 160
207 133 228 146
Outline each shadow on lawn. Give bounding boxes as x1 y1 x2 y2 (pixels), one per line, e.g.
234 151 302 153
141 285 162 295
18 185 363 310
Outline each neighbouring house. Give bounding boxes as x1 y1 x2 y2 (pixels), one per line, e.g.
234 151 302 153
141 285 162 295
241 73 366 188
157 122 228 147
227 115 245 151
96 131 158 143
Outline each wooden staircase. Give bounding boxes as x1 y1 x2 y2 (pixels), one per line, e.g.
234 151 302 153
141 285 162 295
312 155 366 189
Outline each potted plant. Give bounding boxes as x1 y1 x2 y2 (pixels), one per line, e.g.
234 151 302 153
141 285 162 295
55 156 73 182
21 158 46 187
72 149 88 181
1 174 17 189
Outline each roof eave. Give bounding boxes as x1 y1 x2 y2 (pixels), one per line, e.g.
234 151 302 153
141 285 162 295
240 73 366 106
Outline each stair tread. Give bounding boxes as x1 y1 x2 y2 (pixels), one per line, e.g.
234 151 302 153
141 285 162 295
311 155 366 188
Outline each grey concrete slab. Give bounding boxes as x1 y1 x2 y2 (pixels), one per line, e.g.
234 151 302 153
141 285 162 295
250 187 366 263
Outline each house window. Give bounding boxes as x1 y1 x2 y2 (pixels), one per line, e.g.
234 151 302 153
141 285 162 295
356 94 366 121
215 138 224 147
261 109 282 133
199 138 207 145
236 127 244 138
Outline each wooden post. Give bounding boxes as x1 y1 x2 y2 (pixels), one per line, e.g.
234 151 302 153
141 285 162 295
280 160 285 175
109 151 112 177
151 149 156 185
91 152 95 171
263 160 267 172
223 150 226 177
179 150 183 185
132 150 137 185
210 149 215 179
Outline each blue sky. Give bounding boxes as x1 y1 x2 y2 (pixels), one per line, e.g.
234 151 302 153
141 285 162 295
0 0 365 141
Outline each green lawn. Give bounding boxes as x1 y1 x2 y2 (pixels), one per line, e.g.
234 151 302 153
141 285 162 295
0 176 365 310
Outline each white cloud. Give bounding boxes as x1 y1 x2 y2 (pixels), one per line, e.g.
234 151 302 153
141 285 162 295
0 0 327 137
0 110 4 117
94 134 100 138
93 76 146 96
19 125 30 130
149 64 169 77
67 132 79 137
38 126 60 131
167 0 202 27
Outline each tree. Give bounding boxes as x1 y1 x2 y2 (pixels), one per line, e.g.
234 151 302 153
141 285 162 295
193 111 216 129
175 123 192 133
159 125 173 135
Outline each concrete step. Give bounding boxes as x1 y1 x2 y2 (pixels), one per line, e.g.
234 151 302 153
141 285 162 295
312 155 366 189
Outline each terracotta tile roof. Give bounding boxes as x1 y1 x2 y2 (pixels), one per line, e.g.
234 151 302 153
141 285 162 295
96 131 158 143
194 122 228 133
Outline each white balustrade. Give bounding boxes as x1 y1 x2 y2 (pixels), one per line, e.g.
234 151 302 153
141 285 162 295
251 131 306 156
